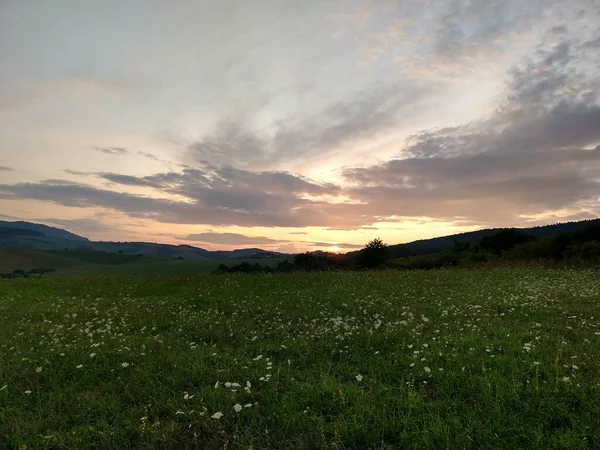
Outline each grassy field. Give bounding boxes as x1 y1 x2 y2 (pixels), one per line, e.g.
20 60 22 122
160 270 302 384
0 248 288 276
49 256 289 277
0 249 87 273
1 269 599 449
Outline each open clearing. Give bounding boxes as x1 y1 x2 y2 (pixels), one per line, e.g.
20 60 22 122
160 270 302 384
1 269 599 449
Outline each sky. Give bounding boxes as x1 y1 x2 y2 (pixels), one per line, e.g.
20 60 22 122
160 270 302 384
1 0 599 252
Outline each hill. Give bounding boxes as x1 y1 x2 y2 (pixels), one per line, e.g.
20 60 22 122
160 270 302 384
0 220 283 260
0 248 87 273
0 247 289 277
0 220 88 241
2 218 598 263
386 218 600 257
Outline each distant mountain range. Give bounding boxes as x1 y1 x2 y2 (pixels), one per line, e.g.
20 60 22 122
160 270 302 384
0 220 283 260
1 218 599 261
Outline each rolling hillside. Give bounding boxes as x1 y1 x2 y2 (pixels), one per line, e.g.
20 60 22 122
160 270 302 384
0 220 88 241
2 218 599 265
0 221 283 260
0 248 87 273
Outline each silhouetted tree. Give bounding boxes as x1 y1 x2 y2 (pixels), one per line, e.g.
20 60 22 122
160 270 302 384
293 252 328 271
358 238 391 269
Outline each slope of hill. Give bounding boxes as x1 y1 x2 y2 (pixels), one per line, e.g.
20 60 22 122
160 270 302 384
0 248 87 273
2 218 598 262
0 226 44 237
0 220 284 260
0 220 88 241
389 218 600 256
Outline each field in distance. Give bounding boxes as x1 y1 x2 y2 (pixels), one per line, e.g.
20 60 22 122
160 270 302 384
0 248 288 276
1 269 600 449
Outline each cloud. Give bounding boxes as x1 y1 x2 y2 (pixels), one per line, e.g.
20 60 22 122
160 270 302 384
2 28 599 231
97 164 340 200
188 81 434 168
63 169 92 176
138 151 159 161
99 172 166 188
93 147 129 156
0 167 347 228
342 33 600 226
0 166 13 171
180 232 283 246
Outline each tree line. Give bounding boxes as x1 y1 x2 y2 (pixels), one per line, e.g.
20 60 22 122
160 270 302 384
214 223 600 274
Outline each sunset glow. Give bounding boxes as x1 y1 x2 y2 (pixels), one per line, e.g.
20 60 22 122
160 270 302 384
1 0 599 250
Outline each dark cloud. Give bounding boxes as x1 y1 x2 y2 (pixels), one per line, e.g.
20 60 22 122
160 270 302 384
428 0 565 68
180 232 283 246
99 173 165 188
342 33 600 226
0 166 13 171
93 147 129 156
63 169 92 176
0 169 346 227
138 151 159 161
97 165 340 204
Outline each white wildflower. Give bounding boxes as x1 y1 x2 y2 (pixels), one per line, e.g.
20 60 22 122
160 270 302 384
233 403 243 413
121 362 130 368
35 367 42 373
424 367 431 373
211 412 223 419
355 374 363 382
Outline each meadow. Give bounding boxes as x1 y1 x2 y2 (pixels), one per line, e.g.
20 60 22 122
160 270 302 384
1 268 599 449
0 248 288 277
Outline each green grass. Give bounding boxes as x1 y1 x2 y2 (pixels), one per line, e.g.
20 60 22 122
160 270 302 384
45 250 146 265
0 248 288 276
0 249 86 273
1 268 599 449
50 256 289 276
